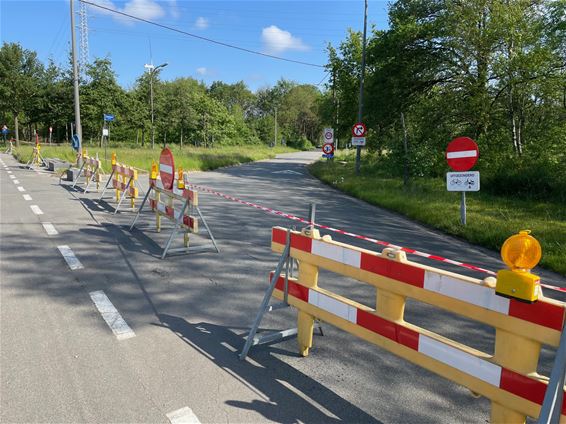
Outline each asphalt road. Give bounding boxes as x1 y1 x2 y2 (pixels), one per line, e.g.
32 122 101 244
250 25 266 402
1 149 564 423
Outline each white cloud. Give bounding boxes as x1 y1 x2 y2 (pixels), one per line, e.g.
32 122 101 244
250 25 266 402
88 0 164 25
167 0 180 19
196 67 207 76
261 25 309 54
123 0 165 20
195 17 209 30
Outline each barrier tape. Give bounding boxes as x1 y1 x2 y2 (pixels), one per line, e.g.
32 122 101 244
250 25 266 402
187 182 566 293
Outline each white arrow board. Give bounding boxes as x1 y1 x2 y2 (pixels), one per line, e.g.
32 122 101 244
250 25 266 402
447 171 480 192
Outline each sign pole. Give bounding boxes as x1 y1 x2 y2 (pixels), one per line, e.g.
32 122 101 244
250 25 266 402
460 192 466 225
355 0 368 176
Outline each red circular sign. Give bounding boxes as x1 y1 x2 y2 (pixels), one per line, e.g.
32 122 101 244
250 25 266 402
159 147 175 190
352 122 367 137
446 137 479 171
322 143 334 155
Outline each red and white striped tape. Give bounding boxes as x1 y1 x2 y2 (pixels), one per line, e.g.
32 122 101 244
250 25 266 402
187 183 565 293
271 273 565 414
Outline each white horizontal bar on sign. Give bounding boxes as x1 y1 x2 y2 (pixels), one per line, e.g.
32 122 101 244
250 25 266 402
166 407 201 424
447 150 477 159
311 239 361 268
418 334 502 386
423 271 510 314
159 163 173 174
309 290 357 323
57 245 84 270
88 290 136 340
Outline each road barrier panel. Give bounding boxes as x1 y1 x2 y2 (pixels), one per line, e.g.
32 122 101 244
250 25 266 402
4 140 14 154
262 225 566 423
98 153 144 214
71 150 104 192
26 143 46 169
129 162 219 259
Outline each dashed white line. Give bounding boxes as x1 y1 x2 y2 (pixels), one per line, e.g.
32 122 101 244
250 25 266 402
13 179 19 184
166 407 201 424
57 245 84 270
17 186 25 192
9 174 14 178
30 205 43 215
88 291 136 340
23 194 32 201
42 222 58 235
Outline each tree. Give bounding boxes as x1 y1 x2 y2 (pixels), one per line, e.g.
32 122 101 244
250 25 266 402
0 42 44 145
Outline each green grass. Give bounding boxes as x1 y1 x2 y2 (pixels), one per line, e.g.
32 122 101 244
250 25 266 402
310 153 566 276
12 143 297 173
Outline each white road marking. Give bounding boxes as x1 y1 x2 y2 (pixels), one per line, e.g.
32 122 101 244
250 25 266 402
88 291 136 340
13 179 19 184
42 222 58 235
30 205 43 215
57 245 84 270
17 186 25 192
166 407 201 424
9 174 15 178
23 194 32 201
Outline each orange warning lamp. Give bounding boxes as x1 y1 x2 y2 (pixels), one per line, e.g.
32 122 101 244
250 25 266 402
177 168 185 189
150 161 158 180
495 230 542 303
111 152 116 166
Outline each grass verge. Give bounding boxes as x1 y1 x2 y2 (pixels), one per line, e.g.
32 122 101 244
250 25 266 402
310 155 566 276
12 143 296 172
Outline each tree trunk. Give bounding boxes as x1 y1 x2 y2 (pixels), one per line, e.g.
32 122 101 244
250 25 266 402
14 115 19 147
180 127 183 149
141 128 145 147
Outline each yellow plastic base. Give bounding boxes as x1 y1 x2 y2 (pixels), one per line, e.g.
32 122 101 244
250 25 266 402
495 269 540 303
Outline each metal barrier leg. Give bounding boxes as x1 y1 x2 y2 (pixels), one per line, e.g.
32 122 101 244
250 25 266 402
538 324 566 424
161 198 189 259
129 186 152 231
196 206 220 253
114 176 133 214
239 231 291 360
72 162 86 188
99 169 115 200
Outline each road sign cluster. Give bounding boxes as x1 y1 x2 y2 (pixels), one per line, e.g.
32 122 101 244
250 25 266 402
322 128 334 159
351 122 366 146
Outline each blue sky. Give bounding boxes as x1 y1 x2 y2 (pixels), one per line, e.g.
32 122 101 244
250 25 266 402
1 0 389 91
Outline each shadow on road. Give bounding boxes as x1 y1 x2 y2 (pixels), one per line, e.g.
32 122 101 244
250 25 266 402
155 315 383 424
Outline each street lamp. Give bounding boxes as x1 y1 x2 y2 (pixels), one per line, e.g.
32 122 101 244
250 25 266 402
144 62 168 149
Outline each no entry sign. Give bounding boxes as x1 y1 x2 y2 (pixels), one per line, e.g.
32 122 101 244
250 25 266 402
159 147 175 190
352 122 366 137
446 137 479 171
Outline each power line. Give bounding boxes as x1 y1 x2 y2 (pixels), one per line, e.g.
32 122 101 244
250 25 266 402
80 0 325 68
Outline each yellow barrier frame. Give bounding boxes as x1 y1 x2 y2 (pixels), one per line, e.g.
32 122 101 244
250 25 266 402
270 226 566 423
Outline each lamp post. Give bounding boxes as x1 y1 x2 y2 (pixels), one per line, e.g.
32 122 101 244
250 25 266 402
144 62 168 149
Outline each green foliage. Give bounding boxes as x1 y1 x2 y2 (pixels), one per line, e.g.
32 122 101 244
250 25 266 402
310 156 566 275
326 0 566 191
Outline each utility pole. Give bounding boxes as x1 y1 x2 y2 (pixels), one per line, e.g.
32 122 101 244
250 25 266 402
355 0 368 175
332 66 339 150
70 0 82 158
144 62 168 150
